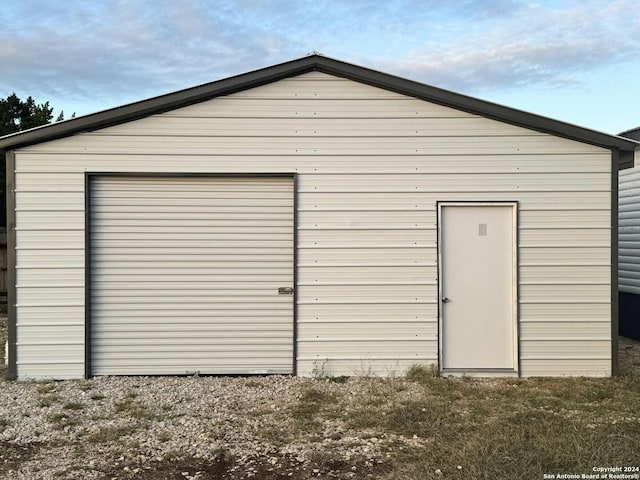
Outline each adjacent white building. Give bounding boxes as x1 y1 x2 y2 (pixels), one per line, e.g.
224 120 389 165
1 55 636 380
618 126 640 341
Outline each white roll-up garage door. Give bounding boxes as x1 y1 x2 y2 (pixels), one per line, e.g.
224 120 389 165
89 176 295 375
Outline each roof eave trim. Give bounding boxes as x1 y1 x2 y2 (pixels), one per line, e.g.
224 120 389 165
1 54 637 152
312 60 637 152
0 56 322 151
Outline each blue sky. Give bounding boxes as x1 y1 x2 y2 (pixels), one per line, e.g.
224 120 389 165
1 0 639 134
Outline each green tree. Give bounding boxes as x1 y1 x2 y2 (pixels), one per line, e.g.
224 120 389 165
0 93 54 136
1 93 64 227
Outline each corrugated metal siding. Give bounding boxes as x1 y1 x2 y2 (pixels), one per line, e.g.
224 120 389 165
619 167 640 295
12 71 612 378
89 176 294 375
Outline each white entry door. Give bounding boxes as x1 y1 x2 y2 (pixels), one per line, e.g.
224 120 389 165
439 203 517 373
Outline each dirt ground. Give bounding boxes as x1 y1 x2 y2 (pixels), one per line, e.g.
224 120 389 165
0 315 6 366
619 335 640 374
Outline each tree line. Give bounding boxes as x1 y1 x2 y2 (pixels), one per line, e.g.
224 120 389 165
1 93 70 227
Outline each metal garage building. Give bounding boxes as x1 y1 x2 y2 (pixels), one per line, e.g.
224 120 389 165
618 126 640 341
1 54 637 380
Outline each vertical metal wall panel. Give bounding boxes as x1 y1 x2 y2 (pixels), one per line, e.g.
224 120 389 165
618 166 640 342
12 71 612 378
619 167 640 295
89 176 294 375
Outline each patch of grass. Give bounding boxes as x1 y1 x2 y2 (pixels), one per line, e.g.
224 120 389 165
309 359 351 383
73 444 86 457
256 425 293 443
111 449 124 459
90 393 105 401
387 411 639 479
405 364 438 383
38 394 60 408
387 398 450 437
0 418 9 433
36 383 57 395
347 393 450 439
48 413 79 429
165 412 185 420
127 440 141 450
311 359 329 379
534 378 616 403
53 465 87 478
36 384 62 408
115 397 156 420
378 375 640 479
305 448 349 472
405 368 473 400
63 402 83 410
0 441 39 477
247 406 274 417
162 450 182 462
347 377 407 412
289 385 337 429
87 425 137 444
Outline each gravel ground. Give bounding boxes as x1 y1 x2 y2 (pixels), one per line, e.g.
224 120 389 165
0 327 638 479
0 374 427 479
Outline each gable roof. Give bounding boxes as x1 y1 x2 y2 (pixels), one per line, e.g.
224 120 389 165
620 126 640 141
1 54 637 158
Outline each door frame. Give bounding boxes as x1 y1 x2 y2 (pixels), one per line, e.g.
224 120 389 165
84 172 297 378
436 201 519 376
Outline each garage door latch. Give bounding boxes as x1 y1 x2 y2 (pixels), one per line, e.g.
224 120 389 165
278 287 294 295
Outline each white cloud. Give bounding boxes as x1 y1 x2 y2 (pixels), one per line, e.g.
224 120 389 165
373 0 640 93
0 0 638 119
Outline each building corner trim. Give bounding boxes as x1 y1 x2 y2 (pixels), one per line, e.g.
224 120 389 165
6 151 17 380
611 150 619 376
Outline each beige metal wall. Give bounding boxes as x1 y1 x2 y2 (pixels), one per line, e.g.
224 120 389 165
12 71 612 378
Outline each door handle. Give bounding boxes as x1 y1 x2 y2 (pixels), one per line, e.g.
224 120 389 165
278 287 294 295
442 297 450 303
